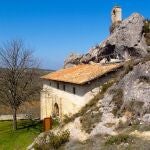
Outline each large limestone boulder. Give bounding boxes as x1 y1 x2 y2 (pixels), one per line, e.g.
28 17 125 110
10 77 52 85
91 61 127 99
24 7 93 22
64 13 148 68
64 53 83 68
94 13 148 59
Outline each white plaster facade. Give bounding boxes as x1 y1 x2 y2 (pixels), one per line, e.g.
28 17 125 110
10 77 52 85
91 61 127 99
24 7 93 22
40 71 118 120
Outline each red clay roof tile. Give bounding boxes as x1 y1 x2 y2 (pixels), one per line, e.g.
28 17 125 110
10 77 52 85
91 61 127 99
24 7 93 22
41 63 122 84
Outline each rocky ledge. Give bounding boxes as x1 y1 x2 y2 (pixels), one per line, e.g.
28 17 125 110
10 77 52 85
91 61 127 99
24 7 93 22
64 13 148 68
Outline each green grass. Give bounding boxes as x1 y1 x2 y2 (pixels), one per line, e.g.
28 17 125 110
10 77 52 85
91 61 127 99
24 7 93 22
0 120 42 150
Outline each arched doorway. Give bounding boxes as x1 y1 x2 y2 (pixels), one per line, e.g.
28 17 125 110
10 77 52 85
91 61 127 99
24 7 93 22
54 103 59 116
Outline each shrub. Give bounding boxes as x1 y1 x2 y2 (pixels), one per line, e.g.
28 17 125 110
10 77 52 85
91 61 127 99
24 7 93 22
105 134 133 145
63 115 71 124
34 130 70 150
52 116 60 128
145 33 150 46
101 79 116 94
143 19 150 46
143 19 150 33
111 88 124 116
50 130 70 149
62 112 82 125
80 111 102 133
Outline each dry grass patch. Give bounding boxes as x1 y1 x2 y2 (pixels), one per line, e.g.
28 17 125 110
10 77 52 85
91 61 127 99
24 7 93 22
105 133 133 145
110 88 124 116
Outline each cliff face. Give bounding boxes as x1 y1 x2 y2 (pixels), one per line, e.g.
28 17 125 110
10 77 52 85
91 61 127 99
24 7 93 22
64 13 148 68
100 60 150 125
28 13 150 150
28 58 150 150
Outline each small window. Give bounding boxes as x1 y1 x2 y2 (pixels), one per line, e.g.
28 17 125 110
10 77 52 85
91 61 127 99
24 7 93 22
63 84 66 91
73 87 76 94
49 81 51 86
57 82 59 89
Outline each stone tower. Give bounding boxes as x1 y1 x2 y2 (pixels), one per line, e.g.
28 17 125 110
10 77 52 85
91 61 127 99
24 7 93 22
111 6 122 24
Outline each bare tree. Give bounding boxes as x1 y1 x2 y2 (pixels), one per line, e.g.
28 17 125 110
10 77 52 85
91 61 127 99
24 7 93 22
0 40 40 130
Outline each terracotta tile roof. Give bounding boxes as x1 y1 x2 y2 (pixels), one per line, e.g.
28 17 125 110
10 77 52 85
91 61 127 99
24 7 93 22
41 63 123 85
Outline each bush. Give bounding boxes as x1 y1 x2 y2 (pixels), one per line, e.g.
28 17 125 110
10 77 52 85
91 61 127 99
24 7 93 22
52 116 60 128
101 79 115 94
143 19 150 33
111 88 124 116
105 134 133 145
80 110 102 133
34 130 70 150
143 19 150 46
50 130 70 149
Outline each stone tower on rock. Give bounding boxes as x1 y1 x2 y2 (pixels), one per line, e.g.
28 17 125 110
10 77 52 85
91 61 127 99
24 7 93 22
110 6 122 33
111 5 122 24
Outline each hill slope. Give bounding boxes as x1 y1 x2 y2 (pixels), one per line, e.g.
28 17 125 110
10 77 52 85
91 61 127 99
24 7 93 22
28 13 150 150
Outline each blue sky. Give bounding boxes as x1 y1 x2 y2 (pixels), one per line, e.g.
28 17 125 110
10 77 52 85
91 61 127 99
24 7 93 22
0 0 149 69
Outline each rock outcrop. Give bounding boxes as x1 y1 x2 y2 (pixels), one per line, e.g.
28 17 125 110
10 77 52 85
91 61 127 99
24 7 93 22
28 13 150 150
64 13 148 68
100 60 150 125
64 53 83 68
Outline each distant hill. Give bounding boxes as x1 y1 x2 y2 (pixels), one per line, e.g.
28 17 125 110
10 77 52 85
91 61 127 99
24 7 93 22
0 67 54 103
0 67 54 78
0 67 54 116
35 68 55 74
